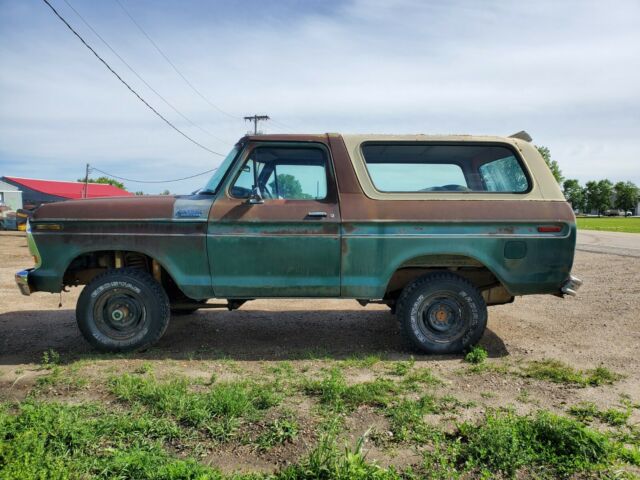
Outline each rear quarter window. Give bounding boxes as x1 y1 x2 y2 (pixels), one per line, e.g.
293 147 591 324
361 143 530 193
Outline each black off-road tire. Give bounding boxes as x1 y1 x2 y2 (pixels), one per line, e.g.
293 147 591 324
396 272 487 354
76 268 170 352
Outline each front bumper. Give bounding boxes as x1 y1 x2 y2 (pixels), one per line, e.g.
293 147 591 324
561 274 583 296
15 269 33 296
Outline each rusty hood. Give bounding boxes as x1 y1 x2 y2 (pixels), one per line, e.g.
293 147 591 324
32 195 177 221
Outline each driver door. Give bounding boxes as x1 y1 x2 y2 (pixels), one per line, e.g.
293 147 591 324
207 142 341 297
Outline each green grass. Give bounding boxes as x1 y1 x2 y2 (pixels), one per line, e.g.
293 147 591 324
464 345 488 365
387 358 415 376
304 368 398 412
0 401 405 480
3 356 638 479
340 354 382 369
0 401 204 480
385 395 440 443
401 368 442 390
256 417 299 450
522 360 622 387
577 216 640 233
3 385 640 479
110 374 282 441
569 402 631 427
451 410 637 477
35 364 88 393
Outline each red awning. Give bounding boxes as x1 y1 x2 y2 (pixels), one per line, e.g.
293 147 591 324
4 177 133 199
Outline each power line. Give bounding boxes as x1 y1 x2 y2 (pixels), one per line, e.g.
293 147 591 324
40 0 225 157
113 0 242 122
60 0 229 145
90 165 218 183
270 118 296 132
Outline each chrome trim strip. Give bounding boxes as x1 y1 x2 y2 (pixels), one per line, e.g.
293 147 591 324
32 232 568 239
342 233 570 239
32 232 206 237
31 218 206 222
208 233 340 238
32 232 339 238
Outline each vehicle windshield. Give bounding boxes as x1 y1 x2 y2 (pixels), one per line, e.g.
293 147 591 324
201 146 241 193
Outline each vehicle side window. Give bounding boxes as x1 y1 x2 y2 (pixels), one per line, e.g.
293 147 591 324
361 143 529 193
478 156 528 193
230 146 328 200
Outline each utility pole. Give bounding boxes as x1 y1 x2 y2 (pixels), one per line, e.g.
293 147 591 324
243 114 270 135
83 163 90 199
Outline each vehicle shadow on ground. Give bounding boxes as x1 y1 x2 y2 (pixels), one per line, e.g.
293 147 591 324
0 309 508 364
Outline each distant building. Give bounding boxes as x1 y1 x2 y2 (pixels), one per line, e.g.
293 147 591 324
1 176 132 209
0 178 23 210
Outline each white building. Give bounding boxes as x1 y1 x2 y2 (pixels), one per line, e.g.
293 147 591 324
0 179 23 210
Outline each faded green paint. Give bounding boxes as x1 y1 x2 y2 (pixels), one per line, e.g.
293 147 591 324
28 219 214 299
26 213 576 300
340 222 576 298
207 222 340 297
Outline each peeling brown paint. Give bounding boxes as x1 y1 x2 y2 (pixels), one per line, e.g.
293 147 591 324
33 195 176 220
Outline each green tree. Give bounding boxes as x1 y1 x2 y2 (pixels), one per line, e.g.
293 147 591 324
562 179 585 212
613 181 639 213
584 180 613 216
77 176 126 190
536 145 564 184
269 174 311 199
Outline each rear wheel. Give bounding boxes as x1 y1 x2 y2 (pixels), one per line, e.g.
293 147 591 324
76 268 170 352
396 272 487 354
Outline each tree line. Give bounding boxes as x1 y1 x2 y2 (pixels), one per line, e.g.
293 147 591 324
563 179 638 216
537 146 639 216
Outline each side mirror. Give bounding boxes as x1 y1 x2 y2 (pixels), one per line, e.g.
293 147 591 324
248 186 264 205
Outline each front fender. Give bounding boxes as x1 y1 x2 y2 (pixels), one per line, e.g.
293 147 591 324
28 220 213 299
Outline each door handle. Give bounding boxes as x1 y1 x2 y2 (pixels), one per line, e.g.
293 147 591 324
307 211 327 218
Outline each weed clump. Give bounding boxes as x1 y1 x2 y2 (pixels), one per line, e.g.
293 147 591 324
388 358 415 376
304 368 398 412
452 410 634 477
523 360 622 387
464 346 488 365
110 374 281 440
257 417 299 450
0 401 199 479
280 434 403 480
569 402 631 426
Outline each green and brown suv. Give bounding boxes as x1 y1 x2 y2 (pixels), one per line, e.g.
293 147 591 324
16 132 581 353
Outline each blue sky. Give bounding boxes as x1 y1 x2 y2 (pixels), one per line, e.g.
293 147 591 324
1 0 638 194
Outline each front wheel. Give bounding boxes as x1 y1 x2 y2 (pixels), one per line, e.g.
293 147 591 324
396 272 487 354
76 268 170 352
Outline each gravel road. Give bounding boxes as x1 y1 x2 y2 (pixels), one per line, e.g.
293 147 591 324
577 229 640 257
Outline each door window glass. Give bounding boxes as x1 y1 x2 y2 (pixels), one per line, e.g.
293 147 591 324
230 146 328 200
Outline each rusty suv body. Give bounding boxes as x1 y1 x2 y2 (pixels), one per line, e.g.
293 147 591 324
17 133 581 353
